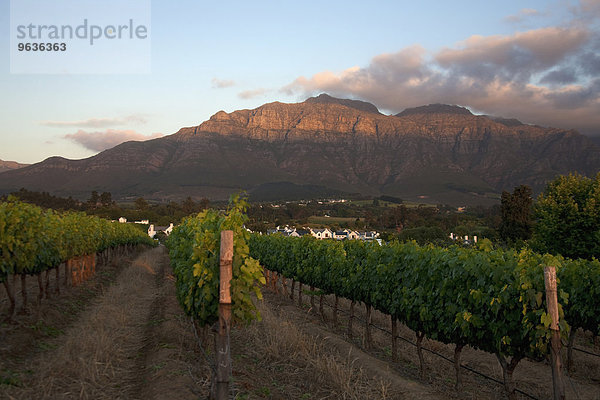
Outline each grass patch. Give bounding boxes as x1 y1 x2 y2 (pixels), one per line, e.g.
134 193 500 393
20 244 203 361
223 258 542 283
28 320 64 338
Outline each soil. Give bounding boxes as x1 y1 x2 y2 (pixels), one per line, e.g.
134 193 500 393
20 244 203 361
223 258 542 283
1 249 599 400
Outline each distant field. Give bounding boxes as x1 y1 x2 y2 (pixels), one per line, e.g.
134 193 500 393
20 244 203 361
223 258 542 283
348 199 436 208
307 216 362 225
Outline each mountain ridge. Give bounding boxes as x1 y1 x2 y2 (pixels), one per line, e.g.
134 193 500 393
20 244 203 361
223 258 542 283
1 95 598 205
0 159 29 173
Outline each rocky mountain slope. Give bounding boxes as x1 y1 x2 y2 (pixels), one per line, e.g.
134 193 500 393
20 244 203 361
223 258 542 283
0 159 29 173
0 95 598 205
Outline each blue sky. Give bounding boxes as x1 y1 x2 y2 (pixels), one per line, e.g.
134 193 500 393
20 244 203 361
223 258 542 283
1 0 598 163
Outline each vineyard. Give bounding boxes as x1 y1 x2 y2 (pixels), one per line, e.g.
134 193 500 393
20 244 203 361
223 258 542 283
0 198 156 317
2 196 600 399
249 234 600 398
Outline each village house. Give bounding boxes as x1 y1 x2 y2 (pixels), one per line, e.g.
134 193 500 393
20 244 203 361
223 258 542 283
310 228 332 239
267 226 379 241
148 223 174 238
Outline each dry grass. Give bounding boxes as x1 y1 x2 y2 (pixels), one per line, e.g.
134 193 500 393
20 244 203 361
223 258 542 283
4 250 162 400
231 299 391 399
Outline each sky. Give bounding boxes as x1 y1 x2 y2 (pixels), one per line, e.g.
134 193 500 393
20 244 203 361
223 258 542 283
1 0 599 164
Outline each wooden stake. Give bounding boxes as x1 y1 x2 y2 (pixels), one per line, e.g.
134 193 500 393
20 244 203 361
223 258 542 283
213 230 233 400
544 266 565 400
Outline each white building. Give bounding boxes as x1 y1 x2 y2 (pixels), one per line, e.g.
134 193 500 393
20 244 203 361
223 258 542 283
148 223 174 238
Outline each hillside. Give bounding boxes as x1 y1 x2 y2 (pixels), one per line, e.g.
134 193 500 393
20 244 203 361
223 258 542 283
0 95 598 205
0 159 29 173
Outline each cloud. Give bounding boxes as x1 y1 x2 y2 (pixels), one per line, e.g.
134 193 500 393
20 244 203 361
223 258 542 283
40 115 147 128
238 88 269 99
282 23 600 134
64 129 163 152
436 27 589 84
211 78 236 88
505 8 544 23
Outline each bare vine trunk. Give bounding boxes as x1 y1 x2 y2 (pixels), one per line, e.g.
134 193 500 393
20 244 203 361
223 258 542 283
391 316 398 362
454 344 464 390
310 286 315 308
281 275 287 296
64 260 70 286
496 354 521 400
365 304 372 349
348 300 355 338
416 331 425 379
332 296 338 327
37 273 44 305
298 282 303 307
3 278 16 319
44 269 51 299
319 294 325 321
567 328 576 372
290 279 295 300
20 273 28 312
55 264 61 295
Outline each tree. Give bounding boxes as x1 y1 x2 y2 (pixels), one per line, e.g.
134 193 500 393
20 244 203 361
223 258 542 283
87 191 100 208
533 173 600 260
181 197 197 215
99 192 113 207
134 197 149 211
499 185 533 244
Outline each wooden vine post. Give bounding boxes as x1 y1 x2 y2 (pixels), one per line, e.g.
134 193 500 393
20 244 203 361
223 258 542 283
213 230 233 400
544 266 565 400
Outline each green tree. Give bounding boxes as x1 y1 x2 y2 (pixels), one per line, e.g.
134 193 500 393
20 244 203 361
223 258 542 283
134 197 149 211
87 191 100 208
533 173 600 260
99 191 113 207
181 196 197 215
499 185 533 244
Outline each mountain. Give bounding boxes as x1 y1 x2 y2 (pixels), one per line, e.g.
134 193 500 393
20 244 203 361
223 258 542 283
0 159 29 173
0 94 598 205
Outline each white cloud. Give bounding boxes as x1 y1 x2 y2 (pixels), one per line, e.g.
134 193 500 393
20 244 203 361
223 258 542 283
238 88 269 99
211 78 236 88
505 8 544 23
63 129 163 152
40 114 147 128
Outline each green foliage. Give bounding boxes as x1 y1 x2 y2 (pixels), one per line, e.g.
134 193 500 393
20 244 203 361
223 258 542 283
558 257 600 336
533 173 600 260
396 226 449 245
167 195 264 326
248 235 594 364
499 185 533 244
0 198 155 283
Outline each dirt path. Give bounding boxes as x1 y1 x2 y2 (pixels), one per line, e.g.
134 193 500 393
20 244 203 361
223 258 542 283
0 246 204 400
